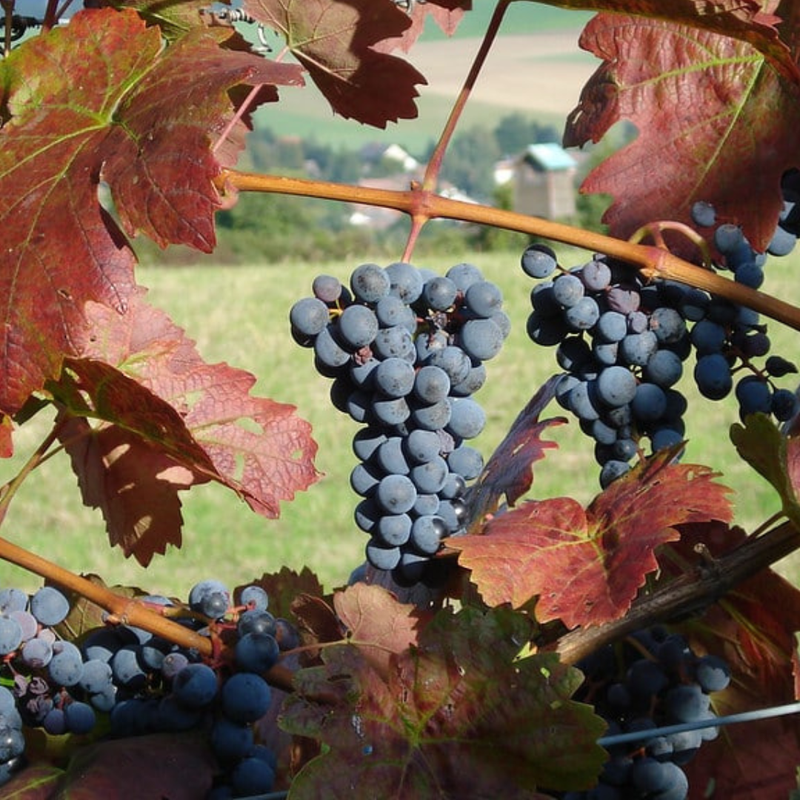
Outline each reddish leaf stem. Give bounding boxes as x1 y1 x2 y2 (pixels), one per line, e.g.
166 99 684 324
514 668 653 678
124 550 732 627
220 170 800 333
420 0 511 194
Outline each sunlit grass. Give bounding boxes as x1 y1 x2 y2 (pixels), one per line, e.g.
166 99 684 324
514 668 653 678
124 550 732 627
1 247 799 598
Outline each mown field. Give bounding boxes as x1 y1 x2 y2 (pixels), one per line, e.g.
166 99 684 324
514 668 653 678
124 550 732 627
1 246 799 599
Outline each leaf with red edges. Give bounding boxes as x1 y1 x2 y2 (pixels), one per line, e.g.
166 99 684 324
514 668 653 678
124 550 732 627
463 375 565 532
245 0 427 127
47 289 319 563
57 415 203 565
564 13 800 251
375 0 471 53
282 607 606 798
334 583 432 677
452 449 733 627
0 9 302 416
535 0 794 77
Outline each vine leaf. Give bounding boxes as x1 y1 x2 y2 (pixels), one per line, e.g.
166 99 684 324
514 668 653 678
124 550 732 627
334 583 433 677
663 523 800 799
452 449 733 628
0 763 63 797
48 289 319 564
245 0 428 127
564 13 800 251
375 0 471 53
462 375 565 532
534 0 795 77
281 607 607 799
730 413 800 527
0 8 303 417
236 567 325 622
52 733 214 798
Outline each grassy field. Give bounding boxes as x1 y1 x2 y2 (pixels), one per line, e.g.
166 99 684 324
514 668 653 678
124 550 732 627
1 246 799 599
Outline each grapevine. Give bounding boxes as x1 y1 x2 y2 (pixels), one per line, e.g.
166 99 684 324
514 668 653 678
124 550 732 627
0 1 799 799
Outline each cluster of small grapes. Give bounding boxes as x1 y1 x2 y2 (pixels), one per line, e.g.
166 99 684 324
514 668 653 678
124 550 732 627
290 261 508 584
0 581 298 798
0 584 100 783
522 246 693 487
688 194 800 423
559 627 730 800
521 238 800 487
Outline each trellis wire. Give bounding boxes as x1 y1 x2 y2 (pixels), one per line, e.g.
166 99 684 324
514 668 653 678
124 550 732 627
597 700 800 747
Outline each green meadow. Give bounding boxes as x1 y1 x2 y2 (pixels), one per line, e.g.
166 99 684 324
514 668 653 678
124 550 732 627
1 247 799 599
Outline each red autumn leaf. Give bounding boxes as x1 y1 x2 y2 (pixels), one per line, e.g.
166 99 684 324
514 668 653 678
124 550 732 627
452 449 733 627
57 416 203 565
52 733 214 798
535 0 794 77
0 8 303 417
245 0 428 127
374 0 471 53
564 13 800 251
652 522 800 797
463 375 565 532
334 583 432 677
282 607 607 799
47 289 319 563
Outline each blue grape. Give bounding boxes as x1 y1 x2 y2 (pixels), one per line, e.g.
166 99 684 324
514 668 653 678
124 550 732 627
385 261 424 303
464 280 503 318
64 701 96 735
0 618 21 656
234 633 280 673
221 672 271 724
350 263 390 303
694 354 732 400
289 297 329 340
596 367 637 408
520 244 558 279
30 586 69 627
239 585 269 612
423 276 458 310
374 357 415 398
459 318 504 361
446 398 486 439
312 274 343 303
552 273 584 307
337 304 378 350
172 663 218 709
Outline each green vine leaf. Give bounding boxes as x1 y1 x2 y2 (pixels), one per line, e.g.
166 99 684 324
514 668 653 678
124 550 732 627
564 13 800 251
282 607 607 799
731 413 800 527
452 449 733 627
0 7 303 417
244 0 428 127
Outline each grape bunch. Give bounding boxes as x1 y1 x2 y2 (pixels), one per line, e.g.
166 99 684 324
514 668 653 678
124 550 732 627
0 581 299 798
523 246 693 487
290 261 508 585
521 235 800 487
559 627 730 800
